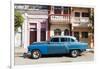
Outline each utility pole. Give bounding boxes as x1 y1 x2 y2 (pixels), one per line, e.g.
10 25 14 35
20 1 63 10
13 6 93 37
69 7 72 36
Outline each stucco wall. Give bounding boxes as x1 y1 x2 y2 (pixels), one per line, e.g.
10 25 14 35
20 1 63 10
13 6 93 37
15 27 22 47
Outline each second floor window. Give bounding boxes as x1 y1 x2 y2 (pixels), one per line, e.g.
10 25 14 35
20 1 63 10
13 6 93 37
75 12 80 17
82 12 89 17
28 5 48 10
15 5 25 9
63 7 71 14
82 32 88 38
54 6 61 14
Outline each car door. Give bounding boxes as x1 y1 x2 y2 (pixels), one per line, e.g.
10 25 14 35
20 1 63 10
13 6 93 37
47 38 59 54
48 37 66 54
60 38 69 53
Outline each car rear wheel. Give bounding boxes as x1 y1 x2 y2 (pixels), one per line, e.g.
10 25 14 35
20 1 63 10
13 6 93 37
70 50 79 57
31 50 41 59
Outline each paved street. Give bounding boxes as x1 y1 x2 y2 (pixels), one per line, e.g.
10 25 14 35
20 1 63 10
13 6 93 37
14 52 94 65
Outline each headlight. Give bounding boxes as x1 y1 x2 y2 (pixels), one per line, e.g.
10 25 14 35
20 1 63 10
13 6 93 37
27 46 30 51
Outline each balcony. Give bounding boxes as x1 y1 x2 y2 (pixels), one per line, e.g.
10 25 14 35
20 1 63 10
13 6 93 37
72 17 89 23
73 23 91 27
50 15 70 24
72 17 90 27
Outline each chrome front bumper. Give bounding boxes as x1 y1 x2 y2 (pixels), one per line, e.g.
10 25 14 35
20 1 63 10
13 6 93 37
23 52 31 58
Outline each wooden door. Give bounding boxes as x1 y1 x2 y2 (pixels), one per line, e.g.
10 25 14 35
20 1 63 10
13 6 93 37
30 28 37 44
41 28 46 41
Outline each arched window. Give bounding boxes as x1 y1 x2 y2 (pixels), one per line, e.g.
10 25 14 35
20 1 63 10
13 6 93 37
64 29 69 35
54 29 61 36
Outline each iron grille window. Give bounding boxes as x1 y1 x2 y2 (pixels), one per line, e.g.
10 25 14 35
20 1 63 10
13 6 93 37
54 6 62 14
75 12 80 17
82 32 88 38
82 12 89 17
74 32 79 41
63 7 71 14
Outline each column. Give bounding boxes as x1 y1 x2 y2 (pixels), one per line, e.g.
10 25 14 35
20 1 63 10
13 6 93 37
72 27 74 36
48 17 51 40
51 6 54 14
22 13 28 48
72 31 74 36
61 7 63 15
27 20 30 47
46 20 48 41
62 30 64 36
37 22 41 42
79 32 82 41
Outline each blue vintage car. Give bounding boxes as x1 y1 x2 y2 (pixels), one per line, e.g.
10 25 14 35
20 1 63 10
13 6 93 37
27 36 88 59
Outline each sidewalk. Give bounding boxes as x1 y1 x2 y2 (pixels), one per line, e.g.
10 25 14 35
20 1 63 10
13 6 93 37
14 47 27 57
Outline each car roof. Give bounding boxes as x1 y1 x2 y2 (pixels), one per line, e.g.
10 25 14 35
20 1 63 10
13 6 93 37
51 36 76 40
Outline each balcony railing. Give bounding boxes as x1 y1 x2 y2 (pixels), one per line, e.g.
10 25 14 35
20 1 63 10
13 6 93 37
72 22 92 27
72 17 90 27
50 15 70 24
72 17 89 23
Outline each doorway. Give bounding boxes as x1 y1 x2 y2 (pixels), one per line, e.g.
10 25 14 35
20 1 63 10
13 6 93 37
30 23 37 44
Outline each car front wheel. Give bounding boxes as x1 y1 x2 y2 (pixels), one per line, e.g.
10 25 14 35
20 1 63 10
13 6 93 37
70 50 79 57
31 50 41 59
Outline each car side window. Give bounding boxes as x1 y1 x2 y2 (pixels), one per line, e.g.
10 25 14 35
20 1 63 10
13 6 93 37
61 38 70 42
51 38 59 42
67 38 70 42
61 38 75 42
61 38 66 42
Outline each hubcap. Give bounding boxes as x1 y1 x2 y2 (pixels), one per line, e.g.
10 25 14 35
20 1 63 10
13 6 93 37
72 50 78 57
33 51 40 58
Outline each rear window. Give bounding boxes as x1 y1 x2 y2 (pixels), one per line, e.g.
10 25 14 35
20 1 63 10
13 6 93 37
70 38 75 42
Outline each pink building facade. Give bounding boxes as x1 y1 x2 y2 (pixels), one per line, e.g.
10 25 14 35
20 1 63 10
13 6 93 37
15 4 49 48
